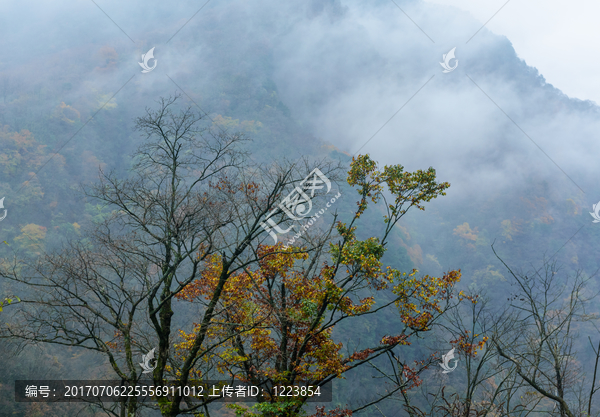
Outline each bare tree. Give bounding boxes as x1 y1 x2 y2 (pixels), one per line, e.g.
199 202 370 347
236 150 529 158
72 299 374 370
384 292 538 417
491 244 600 417
0 94 338 416
386 242 600 417
395 245 600 417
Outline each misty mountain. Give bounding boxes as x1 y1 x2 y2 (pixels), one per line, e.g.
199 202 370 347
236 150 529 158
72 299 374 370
1 0 600 415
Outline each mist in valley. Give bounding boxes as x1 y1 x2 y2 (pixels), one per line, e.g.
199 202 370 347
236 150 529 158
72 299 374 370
1 0 599 416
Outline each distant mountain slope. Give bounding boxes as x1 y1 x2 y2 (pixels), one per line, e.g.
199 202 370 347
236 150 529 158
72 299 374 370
1 0 599 299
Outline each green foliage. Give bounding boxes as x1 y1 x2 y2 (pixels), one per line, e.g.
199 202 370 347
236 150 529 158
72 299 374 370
84 203 113 224
0 295 20 312
228 399 305 417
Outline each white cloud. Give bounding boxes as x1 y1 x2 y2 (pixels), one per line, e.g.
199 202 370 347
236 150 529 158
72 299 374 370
425 0 600 104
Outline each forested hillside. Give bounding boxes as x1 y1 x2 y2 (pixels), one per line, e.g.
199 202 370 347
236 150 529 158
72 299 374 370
1 0 600 416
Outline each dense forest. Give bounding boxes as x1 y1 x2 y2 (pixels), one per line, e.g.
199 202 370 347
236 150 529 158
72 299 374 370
2 0 600 416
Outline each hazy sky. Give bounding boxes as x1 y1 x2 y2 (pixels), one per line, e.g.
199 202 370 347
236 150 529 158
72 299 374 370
425 0 600 104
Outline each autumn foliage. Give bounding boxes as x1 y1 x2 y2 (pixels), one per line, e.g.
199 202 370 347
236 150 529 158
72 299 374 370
170 155 464 416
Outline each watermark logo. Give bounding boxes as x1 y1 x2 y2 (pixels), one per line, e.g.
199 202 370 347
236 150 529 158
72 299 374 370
139 47 157 73
282 191 342 250
139 348 157 374
439 348 458 373
260 168 339 244
590 201 600 223
0 197 6 222
440 47 458 73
